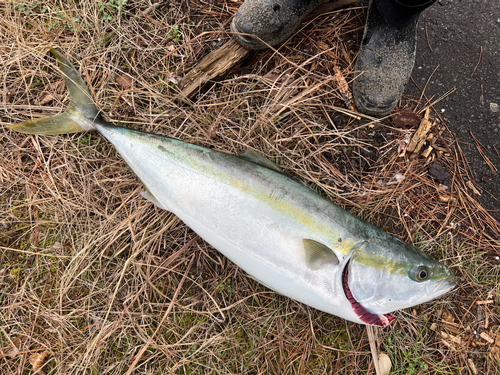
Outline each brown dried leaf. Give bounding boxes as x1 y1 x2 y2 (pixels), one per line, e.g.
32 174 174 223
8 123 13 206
442 309 455 323
466 180 481 195
392 111 421 129
29 350 50 375
264 73 280 82
333 66 353 110
407 108 434 153
116 74 133 89
440 331 462 345
38 94 54 106
491 346 500 362
480 332 494 344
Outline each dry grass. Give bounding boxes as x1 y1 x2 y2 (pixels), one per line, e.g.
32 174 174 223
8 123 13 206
1 1 499 374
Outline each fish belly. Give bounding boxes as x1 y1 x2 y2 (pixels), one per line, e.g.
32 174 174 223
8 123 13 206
99 125 361 323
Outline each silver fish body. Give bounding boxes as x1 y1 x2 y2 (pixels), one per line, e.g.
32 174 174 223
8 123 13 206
8 50 456 326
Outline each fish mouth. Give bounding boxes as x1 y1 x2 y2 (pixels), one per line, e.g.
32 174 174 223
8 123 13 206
342 260 394 327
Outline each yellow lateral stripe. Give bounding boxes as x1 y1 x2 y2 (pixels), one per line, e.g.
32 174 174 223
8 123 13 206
131 133 354 254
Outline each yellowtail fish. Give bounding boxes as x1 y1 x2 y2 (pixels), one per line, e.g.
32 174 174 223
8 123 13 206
7 50 455 326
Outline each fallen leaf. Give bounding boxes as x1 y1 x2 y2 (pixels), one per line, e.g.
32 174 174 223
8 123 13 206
39 94 54 105
378 353 392 375
440 331 462 345
29 350 50 375
480 332 494 344
442 309 455 323
466 180 481 195
116 74 133 89
264 73 280 82
392 111 421 129
491 346 500 362
407 108 434 153
468 358 478 375
429 162 451 182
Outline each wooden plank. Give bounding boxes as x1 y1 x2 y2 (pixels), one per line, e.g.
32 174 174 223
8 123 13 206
175 0 359 102
176 39 251 101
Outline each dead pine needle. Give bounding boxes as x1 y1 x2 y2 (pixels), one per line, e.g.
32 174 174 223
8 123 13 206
471 46 483 76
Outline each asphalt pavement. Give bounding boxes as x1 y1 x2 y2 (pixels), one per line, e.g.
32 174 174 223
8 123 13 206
408 0 500 220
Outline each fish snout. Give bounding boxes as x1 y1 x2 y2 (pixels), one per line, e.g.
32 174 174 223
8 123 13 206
425 278 456 298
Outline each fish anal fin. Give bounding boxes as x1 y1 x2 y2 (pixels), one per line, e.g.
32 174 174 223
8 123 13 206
246 273 275 291
303 239 339 270
141 191 170 211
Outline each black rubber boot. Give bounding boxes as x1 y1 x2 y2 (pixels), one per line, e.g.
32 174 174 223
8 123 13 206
352 0 420 116
230 0 332 50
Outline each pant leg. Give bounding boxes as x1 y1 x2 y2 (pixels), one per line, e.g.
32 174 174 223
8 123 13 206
376 0 436 26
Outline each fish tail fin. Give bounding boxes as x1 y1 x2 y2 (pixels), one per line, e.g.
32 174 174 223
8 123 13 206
7 49 99 135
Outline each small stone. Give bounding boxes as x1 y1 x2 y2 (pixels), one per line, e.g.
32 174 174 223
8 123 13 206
490 103 499 112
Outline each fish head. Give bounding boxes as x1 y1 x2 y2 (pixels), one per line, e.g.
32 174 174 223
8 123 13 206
343 237 455 326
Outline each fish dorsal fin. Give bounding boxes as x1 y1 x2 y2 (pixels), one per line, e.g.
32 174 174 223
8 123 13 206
239 149 315 191
303 239 339 270
141 191 170 211
239 149 283 173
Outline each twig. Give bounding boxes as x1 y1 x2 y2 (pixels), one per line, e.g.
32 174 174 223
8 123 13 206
142 0 167 15
367 325 381 375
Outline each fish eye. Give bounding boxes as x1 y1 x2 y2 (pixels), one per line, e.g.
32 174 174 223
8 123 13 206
411 266 429 281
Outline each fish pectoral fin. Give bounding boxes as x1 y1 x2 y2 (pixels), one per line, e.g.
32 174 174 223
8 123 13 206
303 239 339 270
239 149 283 173
141 191 170 211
